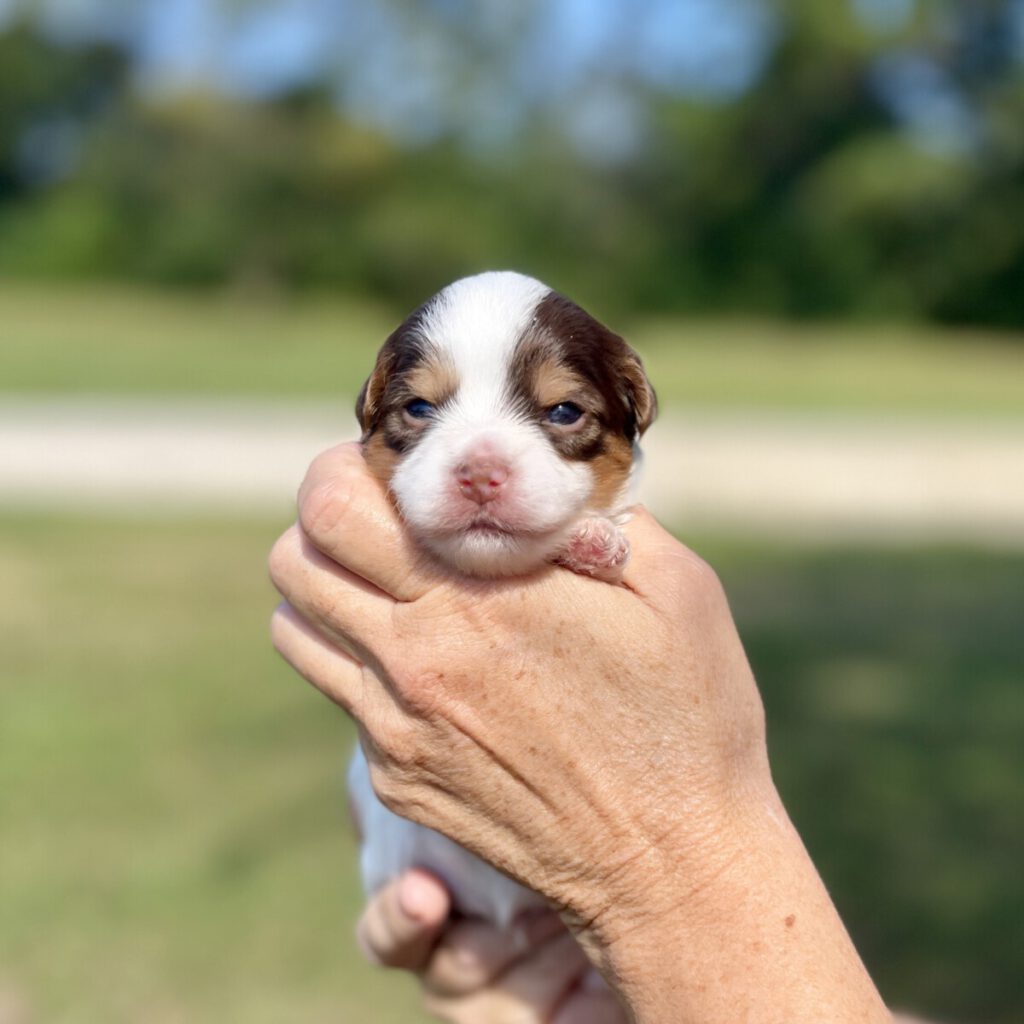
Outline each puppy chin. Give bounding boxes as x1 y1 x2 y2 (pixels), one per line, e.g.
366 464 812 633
419 525 571 578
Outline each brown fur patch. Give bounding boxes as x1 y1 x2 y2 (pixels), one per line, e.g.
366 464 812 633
356 303 431 436
404 351 458 407
513 292 657 445
356 301 452 482
506 292 656 511
359 284 654 515
588 432 634 509
532 359 588 410
362 430 402 485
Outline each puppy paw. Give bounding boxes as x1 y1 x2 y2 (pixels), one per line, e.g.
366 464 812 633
556 517 630 582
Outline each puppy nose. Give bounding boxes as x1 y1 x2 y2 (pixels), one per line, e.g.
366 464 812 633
456 457 509 504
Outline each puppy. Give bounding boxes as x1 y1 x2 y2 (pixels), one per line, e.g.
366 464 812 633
348 270 656 926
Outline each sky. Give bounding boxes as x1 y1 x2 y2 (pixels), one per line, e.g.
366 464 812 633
3 0 1022 155
0 0 783 155
3 0 775 99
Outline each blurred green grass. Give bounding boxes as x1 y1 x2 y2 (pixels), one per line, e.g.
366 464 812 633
2 282 1024 413
0 514 426 1024
1 514 1021 1022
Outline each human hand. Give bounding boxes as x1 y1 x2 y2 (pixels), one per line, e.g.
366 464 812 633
270 444 770 949
271 443 891 1023
357 869 626 1023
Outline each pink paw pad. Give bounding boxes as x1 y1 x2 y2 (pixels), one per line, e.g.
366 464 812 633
557 518 630 582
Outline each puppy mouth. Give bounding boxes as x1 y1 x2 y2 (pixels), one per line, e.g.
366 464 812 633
445 512 559 543
464 521 515 536
462 513 529 538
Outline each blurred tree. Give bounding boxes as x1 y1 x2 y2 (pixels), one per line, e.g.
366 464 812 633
0 20 127 200
0 1 1021 325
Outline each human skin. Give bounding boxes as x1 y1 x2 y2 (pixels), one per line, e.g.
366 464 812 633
358 875 930 1024
358 868 626 1022
269 442 894 1024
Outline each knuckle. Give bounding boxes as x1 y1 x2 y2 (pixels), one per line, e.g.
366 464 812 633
666 547 725 611
355 913 386 967
267 526 300 592
367 761 423 821
367 714 416 766
395 667 451 718
429 926 495 995
268 605 291 654
684 551 723 595
298 457 360 544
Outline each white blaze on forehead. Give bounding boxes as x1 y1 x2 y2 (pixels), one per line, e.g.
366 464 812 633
420 271 551 420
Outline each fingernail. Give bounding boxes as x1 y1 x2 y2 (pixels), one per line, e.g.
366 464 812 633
398 873 440 923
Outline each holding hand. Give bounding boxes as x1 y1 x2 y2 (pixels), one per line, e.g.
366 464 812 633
270 443 892 1023
358 869 626 1024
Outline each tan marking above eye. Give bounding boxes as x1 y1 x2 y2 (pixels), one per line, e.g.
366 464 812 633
405 353 459 408
531 360 588 410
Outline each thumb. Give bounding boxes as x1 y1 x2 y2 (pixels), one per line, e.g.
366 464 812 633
357 869 451 970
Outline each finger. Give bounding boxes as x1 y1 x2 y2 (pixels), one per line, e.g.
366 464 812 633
423 910 565 998
270 601 366 713
425 931 589 1023
620 505 709 595
494 931 590 1010
552 988 627 1024
296 443 444 602
357 869 451 970
269 523 395 663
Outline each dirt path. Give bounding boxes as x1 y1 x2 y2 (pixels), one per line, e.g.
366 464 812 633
2 397 1022 545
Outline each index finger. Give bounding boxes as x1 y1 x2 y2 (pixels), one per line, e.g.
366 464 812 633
297 443 444 602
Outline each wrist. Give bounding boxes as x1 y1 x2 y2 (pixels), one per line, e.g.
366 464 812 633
581 772 781 965
570 780 891 1024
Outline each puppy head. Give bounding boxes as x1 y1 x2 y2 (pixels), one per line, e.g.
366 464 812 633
357 271 656 576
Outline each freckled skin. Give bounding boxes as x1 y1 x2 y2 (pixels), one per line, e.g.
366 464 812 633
272 442 898 1024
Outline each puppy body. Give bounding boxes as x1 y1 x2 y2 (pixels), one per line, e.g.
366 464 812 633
348 271 656 926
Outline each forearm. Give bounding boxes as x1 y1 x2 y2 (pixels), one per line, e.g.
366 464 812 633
586 782 892 1024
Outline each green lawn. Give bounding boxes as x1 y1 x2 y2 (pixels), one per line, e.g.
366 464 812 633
1 514 1021 1022
2 282 1023 413
0 514 427 1024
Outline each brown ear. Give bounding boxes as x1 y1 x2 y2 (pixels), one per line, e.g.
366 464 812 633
620 347 657 439
355 344 398 437
354 373 376 435
357 303 433 437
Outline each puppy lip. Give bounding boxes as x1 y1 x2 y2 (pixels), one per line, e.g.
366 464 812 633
426 514 562 542
464 520 518 537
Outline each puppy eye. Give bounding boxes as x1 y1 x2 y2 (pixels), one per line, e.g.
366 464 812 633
404 399 436 420
546 402 584 426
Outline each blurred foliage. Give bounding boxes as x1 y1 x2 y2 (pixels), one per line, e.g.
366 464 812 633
0 2 1022 324
1 513 1021 1021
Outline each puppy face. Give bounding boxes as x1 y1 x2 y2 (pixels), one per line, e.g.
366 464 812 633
357 272 656 576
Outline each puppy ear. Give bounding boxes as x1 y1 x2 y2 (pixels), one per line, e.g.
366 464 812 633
355 344 397 437
620 347 657 439
356 372 380 432
357 305 432 436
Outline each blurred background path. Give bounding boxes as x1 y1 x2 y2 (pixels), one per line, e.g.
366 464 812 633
2 397 1022 546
